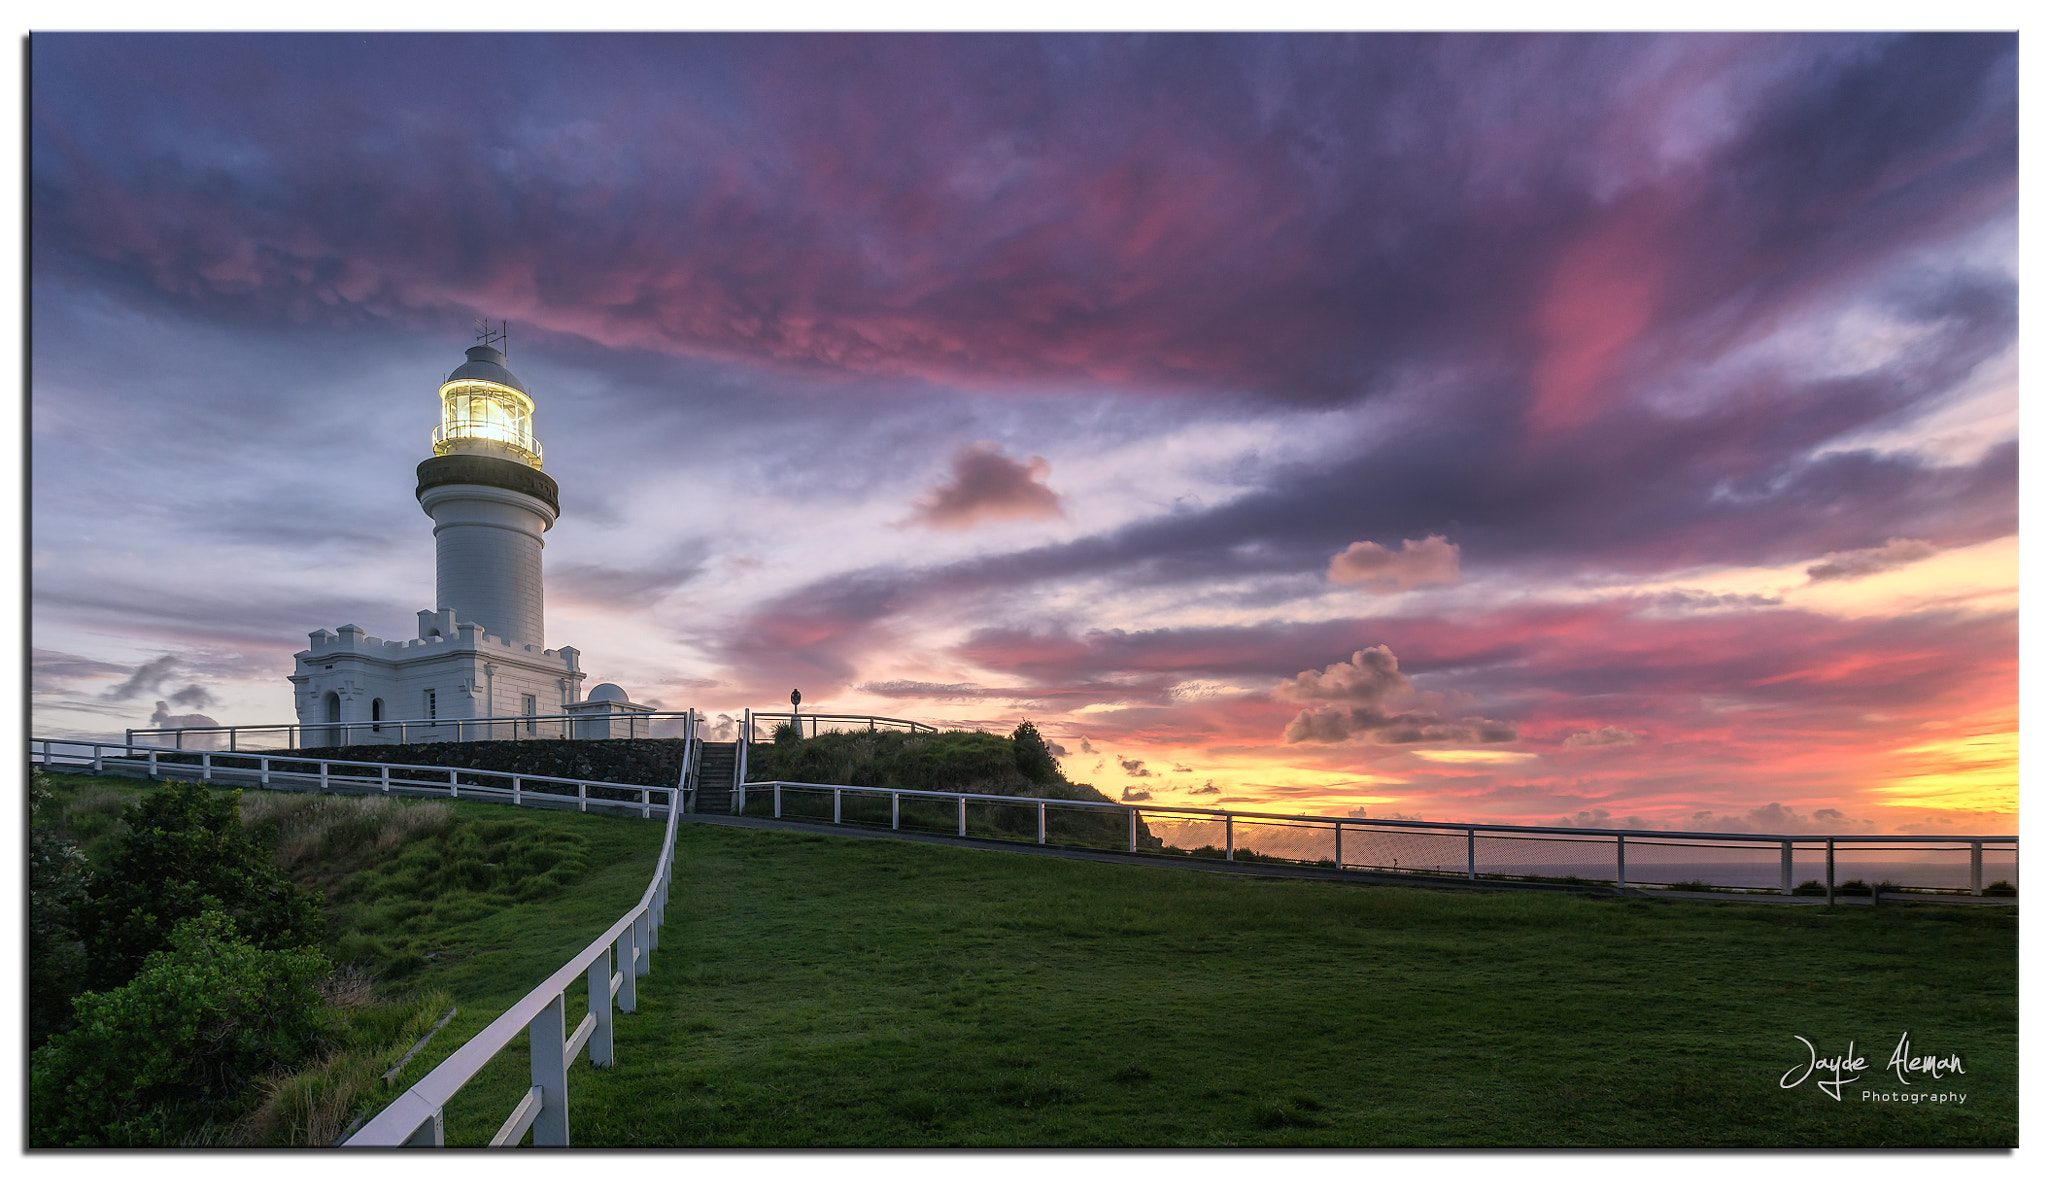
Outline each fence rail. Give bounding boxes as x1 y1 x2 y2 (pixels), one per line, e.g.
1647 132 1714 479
740 709 940 742
33 736 693 820
738 779 2018 901
123 708 706 753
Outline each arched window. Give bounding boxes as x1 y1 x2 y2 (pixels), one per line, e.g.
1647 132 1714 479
371 698 385 732
325 692 341 724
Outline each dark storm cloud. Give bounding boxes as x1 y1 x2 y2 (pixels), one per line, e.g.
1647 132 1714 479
34 35 2018 685
29 34 2014 406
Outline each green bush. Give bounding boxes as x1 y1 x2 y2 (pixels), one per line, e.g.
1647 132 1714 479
29 771 92 1045
1791 879 1828 896
1011 720 1060 784
1984 879 2016 897
31 909 334 1146
77 780 324 991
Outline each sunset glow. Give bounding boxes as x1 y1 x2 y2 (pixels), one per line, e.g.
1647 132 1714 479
28 33 2018 836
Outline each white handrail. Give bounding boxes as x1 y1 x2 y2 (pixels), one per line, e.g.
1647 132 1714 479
31 738 681 815
745 778 2017 898
343 794 681 1146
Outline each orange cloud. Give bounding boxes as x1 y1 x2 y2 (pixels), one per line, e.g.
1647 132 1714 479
1327 534 1461 592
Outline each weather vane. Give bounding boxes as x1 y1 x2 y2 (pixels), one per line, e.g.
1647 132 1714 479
474 317 508 354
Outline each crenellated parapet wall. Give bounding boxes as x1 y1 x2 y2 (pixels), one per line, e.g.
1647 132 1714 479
291 608 586 746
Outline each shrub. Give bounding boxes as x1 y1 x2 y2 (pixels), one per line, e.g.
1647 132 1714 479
78 780 323 991
29 771 92 1045
1983 879 2016 896
31 909 334 1146
1011 720 1060 784
1791 879 1829 896
1835 879 1871 896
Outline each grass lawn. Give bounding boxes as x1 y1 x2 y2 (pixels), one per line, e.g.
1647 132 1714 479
35 772 2017 1146
430 822 2017 1147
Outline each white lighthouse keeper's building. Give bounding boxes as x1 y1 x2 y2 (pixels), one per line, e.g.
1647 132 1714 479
289 340 646 744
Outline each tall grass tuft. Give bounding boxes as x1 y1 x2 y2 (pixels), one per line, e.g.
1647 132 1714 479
229 988 454 1147
240 793 456 881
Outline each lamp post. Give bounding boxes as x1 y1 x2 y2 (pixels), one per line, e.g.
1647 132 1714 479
790 688 801 740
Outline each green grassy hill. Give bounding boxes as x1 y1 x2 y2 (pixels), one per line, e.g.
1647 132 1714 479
33 769 2018 1147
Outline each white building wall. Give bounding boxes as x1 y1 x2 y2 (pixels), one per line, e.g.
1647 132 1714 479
291 615 584 745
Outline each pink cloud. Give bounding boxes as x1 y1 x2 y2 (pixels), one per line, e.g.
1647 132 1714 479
1327 534 1461 592
909 442 1064 530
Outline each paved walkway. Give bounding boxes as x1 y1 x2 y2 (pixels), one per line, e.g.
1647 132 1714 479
678 811 2017 907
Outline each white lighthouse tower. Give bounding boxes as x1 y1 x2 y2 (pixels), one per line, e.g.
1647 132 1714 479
288 330 647 744
418 341 556 647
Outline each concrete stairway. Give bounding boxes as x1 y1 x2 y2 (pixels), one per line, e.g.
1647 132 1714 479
693 741 739 814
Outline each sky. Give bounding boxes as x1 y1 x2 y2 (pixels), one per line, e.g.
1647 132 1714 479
26 31 2020 835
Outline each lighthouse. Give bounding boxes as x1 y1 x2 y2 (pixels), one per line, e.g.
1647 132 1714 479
287 331 646 744
418 342 556 647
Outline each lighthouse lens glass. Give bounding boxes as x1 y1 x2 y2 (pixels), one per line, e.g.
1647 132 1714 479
436 380 540 463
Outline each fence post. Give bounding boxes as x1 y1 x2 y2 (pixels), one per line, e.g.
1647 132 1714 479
641 787 649 821
261 757 270 787
511 774 519 805
579 782 588 813
125 728 134 748
1038 801 1047 845
201 752 212 783
774 782 782 819
230 728 237 753
957 795 967 838
834 788 842 824
617 923 638 1013
449 768 458 798
1781 841 1794 895
635 910 652 975
92 744 103 775
891 791 898 830
1826 839 1835 906
1971 841 1984 896
1615 834 1626 888
1334 822 1343 870
1129 808 1137 853
528 993 570 1146
318 759 327 790
148 748 159 780
1226 815 1234 861
383 765 391 794
587 949 614 1067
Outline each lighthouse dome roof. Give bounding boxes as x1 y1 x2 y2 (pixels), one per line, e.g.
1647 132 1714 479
445 345 528 394
586 682 630 704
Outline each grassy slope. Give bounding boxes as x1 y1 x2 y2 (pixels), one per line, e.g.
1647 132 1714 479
36 771 2017 1146
554 824 2015 1147
34 771 667 1142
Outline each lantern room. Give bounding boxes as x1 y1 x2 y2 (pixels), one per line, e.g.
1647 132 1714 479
432 344 543 468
